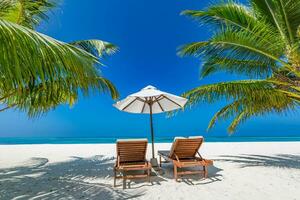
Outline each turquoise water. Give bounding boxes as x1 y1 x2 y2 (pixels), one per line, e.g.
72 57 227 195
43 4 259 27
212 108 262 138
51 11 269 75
0 136 300 144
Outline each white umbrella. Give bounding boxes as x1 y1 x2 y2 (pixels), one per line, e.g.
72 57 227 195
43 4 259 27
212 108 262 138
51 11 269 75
113 85 188 161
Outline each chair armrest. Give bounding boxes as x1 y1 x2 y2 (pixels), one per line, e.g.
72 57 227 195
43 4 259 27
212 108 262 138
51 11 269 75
174 153 180 162
197 151 203 160
116 155 120 167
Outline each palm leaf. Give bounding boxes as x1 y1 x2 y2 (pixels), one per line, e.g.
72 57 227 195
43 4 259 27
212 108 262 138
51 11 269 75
0 0 56 28
1 76 119 117
181 0 300 133
0 19 100 89
0 0 14 18
178 41 209 57
182 2 282 48
200 56 275 78
0 1 119 117
70 39 118 59
183 80 281 104
0 19 119 114
205 89 296 132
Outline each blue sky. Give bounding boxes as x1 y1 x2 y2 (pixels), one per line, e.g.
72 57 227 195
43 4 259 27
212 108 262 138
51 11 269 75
1 0 300 138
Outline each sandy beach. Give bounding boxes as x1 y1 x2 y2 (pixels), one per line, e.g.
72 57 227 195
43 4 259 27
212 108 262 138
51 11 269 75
0 142 299 200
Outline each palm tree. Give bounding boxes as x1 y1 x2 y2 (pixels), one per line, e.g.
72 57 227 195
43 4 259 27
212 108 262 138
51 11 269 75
0 0 118 116
179 0 300 133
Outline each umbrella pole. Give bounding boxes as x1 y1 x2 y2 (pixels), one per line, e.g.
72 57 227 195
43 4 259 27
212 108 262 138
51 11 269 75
149 103 155 159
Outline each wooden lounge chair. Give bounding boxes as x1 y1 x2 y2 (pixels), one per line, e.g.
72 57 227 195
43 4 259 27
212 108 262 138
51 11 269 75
114 139 152 187
158 136 213 181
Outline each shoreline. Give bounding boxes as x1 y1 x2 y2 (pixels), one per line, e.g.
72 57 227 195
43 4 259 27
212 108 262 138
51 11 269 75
1 136 300 145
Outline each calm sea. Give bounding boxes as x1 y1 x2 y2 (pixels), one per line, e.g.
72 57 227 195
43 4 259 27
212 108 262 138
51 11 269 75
0 136 300 145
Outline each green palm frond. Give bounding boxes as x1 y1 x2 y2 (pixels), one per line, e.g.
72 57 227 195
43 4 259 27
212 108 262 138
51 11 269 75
205 87 296 133
207 99 243 130
284 1 300 40
0 1 119 117
93 77 119 100
183 80 287 105
251 0 300 44
0 0 14 17
180 0 300 132
227 111 248 133
183 79 296 132
250 0 286 41
179 26 287 77
0 19 119 115
178 41 209 57
1 76 119 117
183 2 261 32
70 39 118 59
180 30 283 64
201 56 274 78
225 95 296 133
0 0 56 28
0 19 99 89
182 2 282 48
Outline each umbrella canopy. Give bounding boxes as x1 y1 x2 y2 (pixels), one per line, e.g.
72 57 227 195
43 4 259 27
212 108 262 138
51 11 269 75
113 85 188 160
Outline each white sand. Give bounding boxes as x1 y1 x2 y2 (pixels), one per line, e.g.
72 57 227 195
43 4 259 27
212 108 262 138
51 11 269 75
0 142 299 200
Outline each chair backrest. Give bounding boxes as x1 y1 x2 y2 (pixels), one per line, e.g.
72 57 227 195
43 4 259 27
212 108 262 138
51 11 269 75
169 137 203 159
116 139 148 163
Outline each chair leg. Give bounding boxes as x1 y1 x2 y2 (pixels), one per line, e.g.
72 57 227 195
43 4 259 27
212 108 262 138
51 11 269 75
203 166 208 178
113 168 117 187
159 155 162 167
174 165 178 182
123 176 126 189
147 168 151 182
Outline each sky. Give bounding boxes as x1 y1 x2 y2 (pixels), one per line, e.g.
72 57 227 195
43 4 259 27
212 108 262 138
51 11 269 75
1 0 300 138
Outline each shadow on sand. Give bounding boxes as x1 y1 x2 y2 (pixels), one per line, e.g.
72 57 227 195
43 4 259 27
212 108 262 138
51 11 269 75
0 155 224 199
216 154 300 169
0 156 145 199
119 163 223 189
155 162 223 186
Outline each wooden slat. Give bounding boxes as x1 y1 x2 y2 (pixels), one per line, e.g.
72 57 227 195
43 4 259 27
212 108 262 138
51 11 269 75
117 140 148 162
120 174 148 179
114 140 151 187
177 171 204 175
158 137 214 181
118 167 150 171
169 138 203 159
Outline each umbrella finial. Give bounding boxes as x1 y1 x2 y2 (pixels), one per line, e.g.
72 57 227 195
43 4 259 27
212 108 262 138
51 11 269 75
143 85 156 90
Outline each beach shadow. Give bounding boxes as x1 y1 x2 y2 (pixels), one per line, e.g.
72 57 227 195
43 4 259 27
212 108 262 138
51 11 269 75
113 165 169 189
0 155 228 199
158 162 223 185
216 154 300 169
0 155 146 200
117 173 167 190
